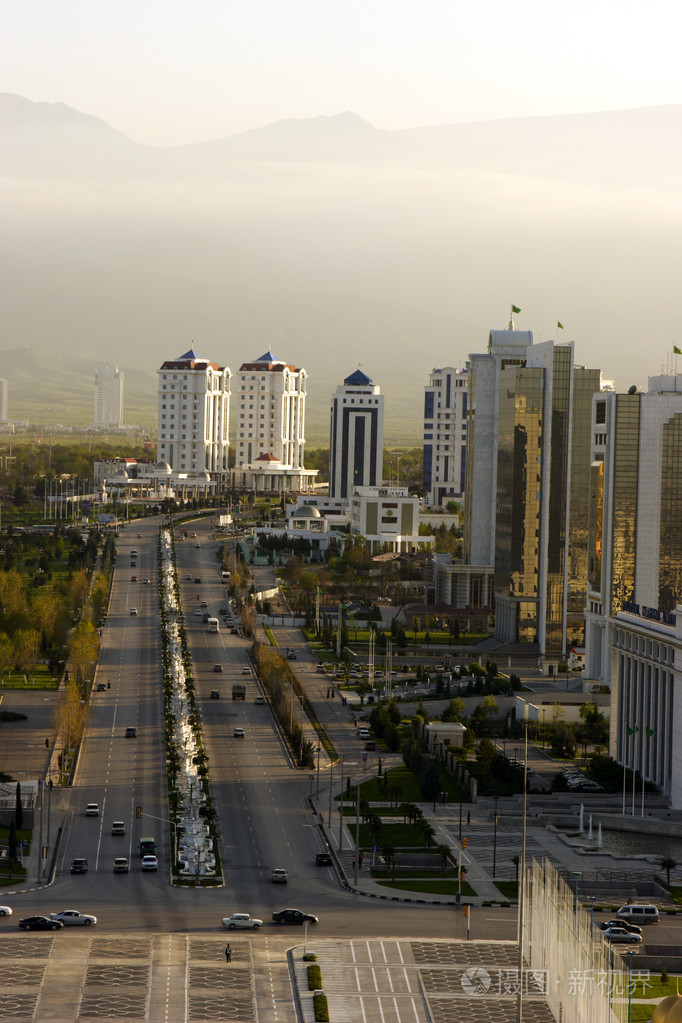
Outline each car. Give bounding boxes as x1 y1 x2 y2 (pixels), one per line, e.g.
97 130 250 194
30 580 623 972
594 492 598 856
50 910 97 927
202 613 210 623
271 868 288 884
287 651 297 660
233 728 245 738
194 543 201 548
111 821 125 835
599 920 642 935
357 729 371 741
19 915 63 931
131 575 137 582
186 574 192 581
272 909 318 925
136 532 142 538
129 608 138 616
316 665 326 673
194 577 201 584
96 682 107 691
200 601 208 608
70 858 89 874
85 803 99 816
219 608 228 616
210 689 220 699
315 852 332 867
194 608 202 616
125 726 137 738
254 695 266 705
141 855 158 871
222 913 262 930
114 857 130 873
602 927 643 944
242 666 250 675
191 532 197 538
144 579 151 586
364 740 377 751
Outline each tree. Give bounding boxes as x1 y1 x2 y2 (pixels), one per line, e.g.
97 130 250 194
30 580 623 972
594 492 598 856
441 698 465 722
481 695 499 719
476 737 496 771
13 629 41 681
0 632 14 679
660 857 677 886
68 621 99 687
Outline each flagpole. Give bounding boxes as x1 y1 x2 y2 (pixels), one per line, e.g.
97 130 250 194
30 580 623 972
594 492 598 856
631 726 638 817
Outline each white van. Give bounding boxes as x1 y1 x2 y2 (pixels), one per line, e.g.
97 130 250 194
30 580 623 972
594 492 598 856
616 903 659 925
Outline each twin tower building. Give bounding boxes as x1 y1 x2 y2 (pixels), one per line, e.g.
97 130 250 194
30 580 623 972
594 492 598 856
157 348 387 498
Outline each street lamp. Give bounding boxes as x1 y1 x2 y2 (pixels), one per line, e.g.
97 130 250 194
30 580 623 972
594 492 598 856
624 949 635 1023
315 745 321 798
492 796 499 879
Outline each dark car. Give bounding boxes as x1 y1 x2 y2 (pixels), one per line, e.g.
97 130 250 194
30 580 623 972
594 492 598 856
364 740 377 751
272 908 318 925
287 651 297 660
70 858 89 874
202 613 210 623
315 852 332 866
194 578 201 584
19 915 63 931
599 919 642 935
219 608 228 616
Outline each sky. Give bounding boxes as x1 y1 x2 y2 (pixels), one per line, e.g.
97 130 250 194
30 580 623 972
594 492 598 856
4 0 681 146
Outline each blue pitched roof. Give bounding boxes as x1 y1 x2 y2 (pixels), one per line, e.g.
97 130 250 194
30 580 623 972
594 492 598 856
178 347 206 361
255 350 281 363
344 368 373 386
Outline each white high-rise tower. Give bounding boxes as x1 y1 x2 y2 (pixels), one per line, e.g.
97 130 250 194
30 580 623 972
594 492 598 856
157 347 231 474
92 366 124 429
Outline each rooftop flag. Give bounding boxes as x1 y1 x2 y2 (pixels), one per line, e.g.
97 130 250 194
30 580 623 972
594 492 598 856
511 304 521 314
557 321 564 330
674 345 682 355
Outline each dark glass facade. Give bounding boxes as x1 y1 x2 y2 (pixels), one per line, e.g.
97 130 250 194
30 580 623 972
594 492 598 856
659 412 682 611
610 395 641 614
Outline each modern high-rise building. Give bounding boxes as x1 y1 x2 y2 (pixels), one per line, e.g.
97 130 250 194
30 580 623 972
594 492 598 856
233 351 316 492
157 347 231 475
329 368 384 498
493 341 600 660
583 374 682 805
92 366 124 429
463 327 600 665
422 366 468 508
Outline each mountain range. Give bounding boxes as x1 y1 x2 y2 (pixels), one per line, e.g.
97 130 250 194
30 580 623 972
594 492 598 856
2 94 681 444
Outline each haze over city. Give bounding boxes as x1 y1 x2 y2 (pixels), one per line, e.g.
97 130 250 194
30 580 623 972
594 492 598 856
2 0 681 441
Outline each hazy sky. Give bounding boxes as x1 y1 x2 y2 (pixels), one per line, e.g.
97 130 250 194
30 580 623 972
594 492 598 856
4 0 680 145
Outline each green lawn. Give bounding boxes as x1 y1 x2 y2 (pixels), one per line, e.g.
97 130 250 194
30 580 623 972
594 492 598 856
495 881 518 899
0 667 59 690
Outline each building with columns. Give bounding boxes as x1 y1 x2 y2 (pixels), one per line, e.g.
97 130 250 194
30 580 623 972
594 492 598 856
232 350 316 492
157 347 231 476
583 373 682 805
329 368 384 498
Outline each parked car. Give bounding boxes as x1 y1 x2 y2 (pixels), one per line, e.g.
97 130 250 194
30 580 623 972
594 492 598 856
114 858 130 873
602 927 643 944
19 915 63 931
96 682 107 691
222 913 262 930
272 908 318 925
50 910 97 926
599 920 642 935
271 868 288 884
85 804 99 816
141 855 158 871
315 852 332 866
70 858 89 874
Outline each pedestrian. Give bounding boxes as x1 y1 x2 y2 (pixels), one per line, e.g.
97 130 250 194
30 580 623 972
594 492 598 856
225 944 231 963
467 810 471 825
358 853 363 870
45 737 49 749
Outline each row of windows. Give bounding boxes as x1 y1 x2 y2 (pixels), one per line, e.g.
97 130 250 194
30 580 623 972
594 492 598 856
612 627 675 665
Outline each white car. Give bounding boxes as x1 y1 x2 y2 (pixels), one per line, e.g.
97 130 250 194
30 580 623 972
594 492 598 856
0 906 12 916
222 913 262 930
85 803 99 816
50 909 97 927
129 608 138 616
602 927 643 944
141 855 158 871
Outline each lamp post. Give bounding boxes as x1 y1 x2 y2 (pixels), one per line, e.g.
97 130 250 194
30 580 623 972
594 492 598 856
315 745 321 798
625 949 635 1023
327 759 334 827
492 796 499 879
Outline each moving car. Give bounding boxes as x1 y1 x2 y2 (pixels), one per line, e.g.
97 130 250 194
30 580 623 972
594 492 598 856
364 741 377 751
19 915 63 931
233 727 245 738
194 577 201 584
241 666 250 675
141 855 158 871
0 906 12 916
113 858 130 873
315 852 332 867
70 858 88 874
271 868 288 884
602 927 643 944
129 608 138 616
287 651 297 660
200 601 208 608
194 608 202 616
272 909 318 925
111 821 125 835
85 804 99 816
213 663 223 672
210 690 220 699
222 913 262 930
50 910 97 927
131 576 138 582
125 727 137 738
254 695 266 705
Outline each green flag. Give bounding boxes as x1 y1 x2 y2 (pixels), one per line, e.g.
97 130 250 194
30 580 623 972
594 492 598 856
674 345 682 355
646 727 654 736
511 304 521 314
626 725 638 735
557 321 564 330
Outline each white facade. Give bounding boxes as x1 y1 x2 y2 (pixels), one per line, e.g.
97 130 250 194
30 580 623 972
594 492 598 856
0 378 8 423
233 350 316 492
157 347 231 475
92 365 124 429
422 366 468 507
350 486 433 553
329 369 384 498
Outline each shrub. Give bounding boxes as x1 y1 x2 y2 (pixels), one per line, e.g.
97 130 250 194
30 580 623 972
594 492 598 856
307 964 322 990
313 990 330 1022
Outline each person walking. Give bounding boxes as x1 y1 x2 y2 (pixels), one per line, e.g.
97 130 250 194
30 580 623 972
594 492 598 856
225 944 232 963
